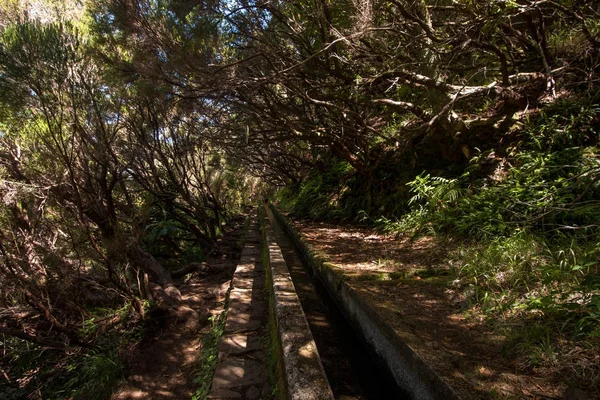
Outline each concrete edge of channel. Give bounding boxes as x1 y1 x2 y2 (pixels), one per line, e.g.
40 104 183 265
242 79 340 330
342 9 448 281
263 206 335 400
269 204 460 400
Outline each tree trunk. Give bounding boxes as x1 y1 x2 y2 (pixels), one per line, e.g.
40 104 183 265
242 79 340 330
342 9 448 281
126 244 202 328
0 326 68 350
126 244 182 305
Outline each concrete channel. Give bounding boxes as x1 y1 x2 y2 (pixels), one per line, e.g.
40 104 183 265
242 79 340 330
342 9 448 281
264 206 407 400
264 208 334 400
267 205 459 400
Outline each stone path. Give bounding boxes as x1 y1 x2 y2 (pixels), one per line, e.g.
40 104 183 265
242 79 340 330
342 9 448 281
208 221 271 400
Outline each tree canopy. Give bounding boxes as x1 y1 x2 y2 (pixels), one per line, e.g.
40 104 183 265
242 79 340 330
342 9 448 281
0 0 599 398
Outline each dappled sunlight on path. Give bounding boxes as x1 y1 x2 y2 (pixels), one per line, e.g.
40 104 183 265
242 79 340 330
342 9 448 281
207 226 272 399
111 220 248 400
112 276 232 400
297 222 449 273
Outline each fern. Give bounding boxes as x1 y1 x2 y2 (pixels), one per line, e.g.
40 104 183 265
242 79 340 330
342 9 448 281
407 173 465 211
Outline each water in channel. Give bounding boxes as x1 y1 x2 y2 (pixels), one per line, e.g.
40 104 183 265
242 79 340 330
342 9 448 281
265 208 410 400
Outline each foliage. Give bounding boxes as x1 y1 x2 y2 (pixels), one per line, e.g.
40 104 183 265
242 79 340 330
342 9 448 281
377 99 600 235
372 98 600 347
65 348 124 400
2 0 600 396
370 174 465 236
0 6 252 398
286 161 355 220
0 316 128 400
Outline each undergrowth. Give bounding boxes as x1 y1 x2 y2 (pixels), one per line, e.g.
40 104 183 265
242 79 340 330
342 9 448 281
0 343 124 400
191 310 227 400
364 98 600 387
278 160 355 220
276 97 600 389
0 302 143 400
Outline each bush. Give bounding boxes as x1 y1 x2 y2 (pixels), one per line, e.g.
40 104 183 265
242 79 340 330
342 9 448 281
67 349 124 400
287 161 355 220
373 98 600 340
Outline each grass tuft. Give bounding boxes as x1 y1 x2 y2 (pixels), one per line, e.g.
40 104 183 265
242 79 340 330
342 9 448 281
191 311 228 400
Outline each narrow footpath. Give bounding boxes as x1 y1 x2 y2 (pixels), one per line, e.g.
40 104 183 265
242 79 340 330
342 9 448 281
208 218 273 400
110 216 255 400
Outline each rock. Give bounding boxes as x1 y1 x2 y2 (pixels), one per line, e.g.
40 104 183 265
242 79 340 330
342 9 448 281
207 388 242 399
462 286 476 301
245 386 261 400
174 305 209 332
218 334 262 356
224 312 261 333
425 340 440 350
563 386 589 400
212 359 265 388
172 262 211 279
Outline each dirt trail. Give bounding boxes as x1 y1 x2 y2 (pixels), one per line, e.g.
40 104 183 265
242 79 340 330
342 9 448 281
111 220 246 400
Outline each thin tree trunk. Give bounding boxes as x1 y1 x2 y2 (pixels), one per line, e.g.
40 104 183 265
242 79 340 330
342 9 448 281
0 326 68 350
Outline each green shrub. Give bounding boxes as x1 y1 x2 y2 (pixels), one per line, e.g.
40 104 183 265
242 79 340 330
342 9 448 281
192 311 227 400
372 98 600 340
289 161 355 220
68 349 124 400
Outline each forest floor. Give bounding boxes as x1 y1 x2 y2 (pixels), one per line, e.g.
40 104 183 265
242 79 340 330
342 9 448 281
111 218 247 400
289 218 596 400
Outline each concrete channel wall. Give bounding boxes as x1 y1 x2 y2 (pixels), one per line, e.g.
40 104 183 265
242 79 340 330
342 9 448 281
263 208 334 400
269 205 459 400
